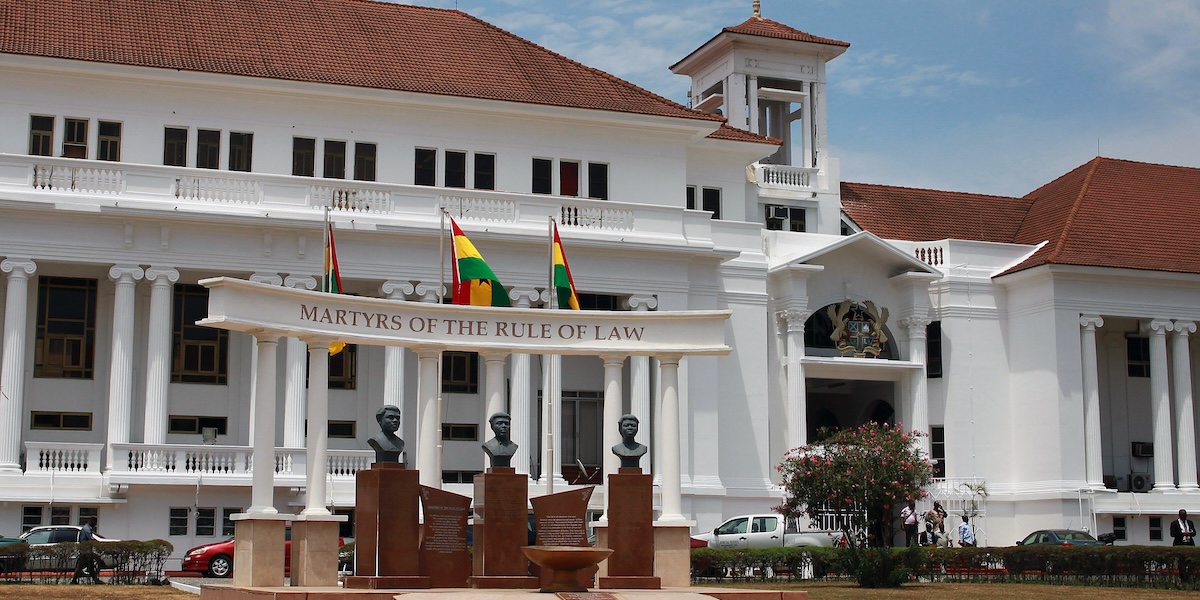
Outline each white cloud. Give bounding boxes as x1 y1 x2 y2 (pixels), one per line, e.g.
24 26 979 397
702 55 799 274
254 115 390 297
1080 0 1200 95
830 51 992 98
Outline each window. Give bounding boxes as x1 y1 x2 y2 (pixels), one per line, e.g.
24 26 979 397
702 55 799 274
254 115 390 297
31 411 92 431
172 284 229 384
293 137 316 177
22 506 43 532
334 508 355 539
700 187 720 219
196 508 216 537
222 508 241 536
197 129 220 169
686 186 696 210
1127 336 1150 378
164 127 188 166
97 121 121 162
1150 517 1163 541
78 507 98 526
442 423 479 441
765 204 805 232
51 506 71 525
587 162 609 200
1113 517 1127 541
577 293 620 311
168 415 228 435
30 115 54 156
930 426 945 478
442 351 479 393
228 132 253 172
169 508 189 536
354 143 377 181
329 421 356 438
927 321 943 378
475 153 495 190
532 158 552 194
442 471 482 484
323 140 346 178
716 517 748 535
445 150 467 188
329 344 357 390
560 161 579 197
62 118 88 158
561 390 603 470
35 276 97 379
414 148 437 186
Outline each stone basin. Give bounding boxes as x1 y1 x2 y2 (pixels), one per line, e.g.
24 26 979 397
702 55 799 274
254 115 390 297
521 545 614 592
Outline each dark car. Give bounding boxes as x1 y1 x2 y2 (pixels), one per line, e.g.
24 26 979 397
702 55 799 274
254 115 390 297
1016 529 1103 547
181 527 344 578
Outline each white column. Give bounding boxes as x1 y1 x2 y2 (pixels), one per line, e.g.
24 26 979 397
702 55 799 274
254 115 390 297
601 354 625 520
303 339 331 514
1172 321 1198 490
779 310 809 450
0 259 36 472
141 267 178 445
542 353 564 486
747 75 760 134
1079 316 1105 488
657 355 684 522
482 350 508 424
1148 320 1176 490
725 73 747 130
902 316 931 457
509 289 539 476
283 276 317 448
415 347 441 488
380 281 414 413
627 296 656 473
800 82 814 168
105 265 144 472
246 273 283 435
249 332 280 514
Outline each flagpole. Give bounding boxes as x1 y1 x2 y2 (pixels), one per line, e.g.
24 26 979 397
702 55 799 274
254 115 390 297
545 217 556 494
436 210 447 486
323 207 330 293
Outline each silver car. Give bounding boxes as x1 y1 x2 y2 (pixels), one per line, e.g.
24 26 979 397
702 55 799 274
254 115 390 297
18 525 119 571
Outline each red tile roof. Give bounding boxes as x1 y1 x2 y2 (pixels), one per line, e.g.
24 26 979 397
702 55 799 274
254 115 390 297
842 157 1200 276
0 0 723 124
840 181 1032 244
723 16 850 48
707 124 782 145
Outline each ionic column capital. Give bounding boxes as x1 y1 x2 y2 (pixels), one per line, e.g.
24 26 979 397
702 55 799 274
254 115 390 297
625 295 658 311
509 288 540 308
600 353 627 367
284 275 317 290
414 282 444 303
108 265 145 283
249 272 282 286
1172 320 1197 335
144 267 180 285
1079 315 1104 330
381 280 414 299
1145 319 1174 335
1 258 37 278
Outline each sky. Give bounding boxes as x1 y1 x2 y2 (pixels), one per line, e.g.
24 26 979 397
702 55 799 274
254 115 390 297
405 0 1200 197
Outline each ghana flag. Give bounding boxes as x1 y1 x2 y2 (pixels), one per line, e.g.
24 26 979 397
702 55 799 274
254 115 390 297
551 222 580 310
450 218 511 307
322 221 346 356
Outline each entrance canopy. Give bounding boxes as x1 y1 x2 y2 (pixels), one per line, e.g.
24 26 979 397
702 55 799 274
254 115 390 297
198 277 731 356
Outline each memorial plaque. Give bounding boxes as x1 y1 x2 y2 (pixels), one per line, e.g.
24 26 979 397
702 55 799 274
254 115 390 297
419 485 471 588
531 487 596 589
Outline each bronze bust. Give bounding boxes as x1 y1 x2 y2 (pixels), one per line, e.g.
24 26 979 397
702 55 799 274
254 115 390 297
611 414 647 468
367 405 404 463
482 411 518 468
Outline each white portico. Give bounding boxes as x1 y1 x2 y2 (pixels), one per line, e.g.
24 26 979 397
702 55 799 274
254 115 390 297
198 276 730 585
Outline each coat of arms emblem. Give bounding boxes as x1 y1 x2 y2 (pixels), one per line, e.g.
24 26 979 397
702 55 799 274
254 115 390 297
827 300 889 358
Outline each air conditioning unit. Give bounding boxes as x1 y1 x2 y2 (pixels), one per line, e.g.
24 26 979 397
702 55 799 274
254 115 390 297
201 427 218 444
1132 441 1154 457
1130 472 1153 492
770 206 790 220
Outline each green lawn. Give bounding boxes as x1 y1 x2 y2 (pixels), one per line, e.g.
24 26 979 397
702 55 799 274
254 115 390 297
699 581 1200 599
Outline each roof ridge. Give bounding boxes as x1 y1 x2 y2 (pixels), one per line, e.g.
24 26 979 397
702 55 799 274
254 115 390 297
843 180 1025 201
1042 157 1102 264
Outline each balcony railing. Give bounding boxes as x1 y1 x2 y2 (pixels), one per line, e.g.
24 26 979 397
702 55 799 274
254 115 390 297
754 163 818 190
25 442 104 474
94 443 375 480
32 164 123 194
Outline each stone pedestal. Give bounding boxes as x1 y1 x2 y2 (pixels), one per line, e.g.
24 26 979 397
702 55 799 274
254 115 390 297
290 515 345 587
231 513 292 588
653 521 696 588
599 468 660 589
419 485 472 587
470 467 537 589
344 462 430 589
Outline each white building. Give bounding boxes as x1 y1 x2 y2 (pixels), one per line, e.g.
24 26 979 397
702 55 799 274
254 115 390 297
1 0 1198 564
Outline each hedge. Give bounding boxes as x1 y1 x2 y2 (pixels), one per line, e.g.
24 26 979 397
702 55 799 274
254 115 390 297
0 540 173 584
692 545 1200 589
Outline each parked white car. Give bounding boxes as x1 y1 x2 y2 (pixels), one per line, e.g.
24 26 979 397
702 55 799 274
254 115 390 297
18 525 120 570
692 514 842 548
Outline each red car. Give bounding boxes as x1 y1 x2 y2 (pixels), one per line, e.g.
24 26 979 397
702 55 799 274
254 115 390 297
181 527 344 578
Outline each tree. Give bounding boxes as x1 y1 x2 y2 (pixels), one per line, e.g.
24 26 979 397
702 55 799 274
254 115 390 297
774 422 935 587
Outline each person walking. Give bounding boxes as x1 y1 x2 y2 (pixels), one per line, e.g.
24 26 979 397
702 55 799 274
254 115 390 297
71 516 104 584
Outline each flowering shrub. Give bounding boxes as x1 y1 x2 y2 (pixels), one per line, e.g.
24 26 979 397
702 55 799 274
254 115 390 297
774 422 934 586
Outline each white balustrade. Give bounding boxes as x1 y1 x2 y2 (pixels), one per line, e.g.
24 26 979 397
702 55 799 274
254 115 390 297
312 186 392 213
755 163 817 189
559 203 635 231
32 164 123 194
176 175 260 204
24 442 104 473
97 443 369 481
439 194 518 222
327 450 374 476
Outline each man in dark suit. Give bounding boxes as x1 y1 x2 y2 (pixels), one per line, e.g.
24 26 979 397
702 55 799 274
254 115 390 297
1171 508 1196 546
